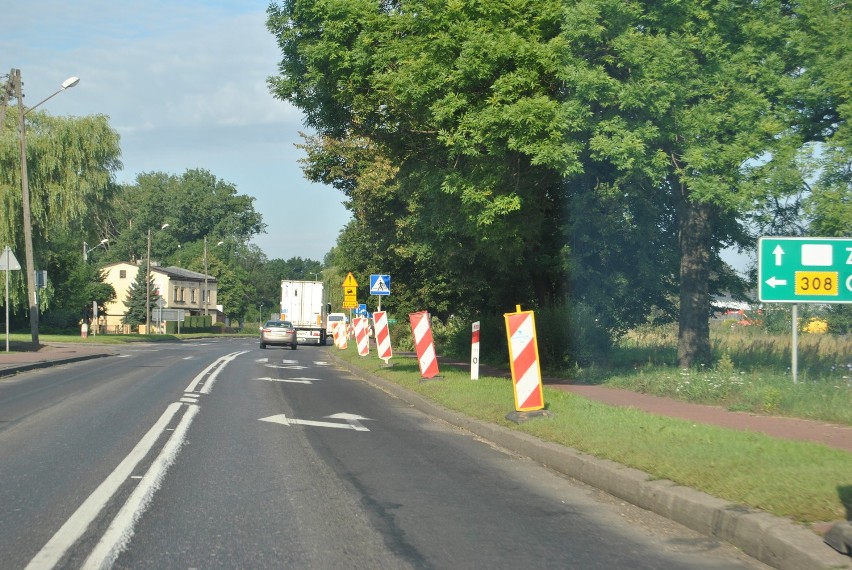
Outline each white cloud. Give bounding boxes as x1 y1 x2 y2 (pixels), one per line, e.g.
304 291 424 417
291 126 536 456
4 1 350 262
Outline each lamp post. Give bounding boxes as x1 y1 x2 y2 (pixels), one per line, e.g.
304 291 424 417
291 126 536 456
145 223 169 333
83 238 108 261
12 70 79 346
203 237 223 316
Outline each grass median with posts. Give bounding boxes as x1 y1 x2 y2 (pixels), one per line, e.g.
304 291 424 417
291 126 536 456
331 341 851 528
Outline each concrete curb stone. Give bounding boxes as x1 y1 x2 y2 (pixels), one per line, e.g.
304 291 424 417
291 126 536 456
332 353 852 570
0 352 112 377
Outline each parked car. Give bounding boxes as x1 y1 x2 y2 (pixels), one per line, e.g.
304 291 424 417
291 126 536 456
260 320 298 350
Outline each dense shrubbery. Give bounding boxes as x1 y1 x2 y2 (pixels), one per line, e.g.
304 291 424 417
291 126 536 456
387 300 614 370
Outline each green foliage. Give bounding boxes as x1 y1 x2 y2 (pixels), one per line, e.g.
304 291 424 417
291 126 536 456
1 109 122 316
268 0 847 372
824 305 852 335
121 266 156 331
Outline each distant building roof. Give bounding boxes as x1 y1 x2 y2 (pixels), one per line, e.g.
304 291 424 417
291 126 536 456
101 261 214 283
155 266 215 282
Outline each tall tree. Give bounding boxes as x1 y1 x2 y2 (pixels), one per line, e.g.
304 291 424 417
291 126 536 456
268 0 845 366
122 267 157 332
268 0 570 321
0 109 121 312
103 168 266 265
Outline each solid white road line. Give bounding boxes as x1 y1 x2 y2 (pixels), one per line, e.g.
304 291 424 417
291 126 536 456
25 403 184 570
83 404 200 569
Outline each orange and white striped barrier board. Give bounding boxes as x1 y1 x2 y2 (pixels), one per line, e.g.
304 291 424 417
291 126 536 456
471 321 480 380
409 310 439 379
354 317 370 356
504 306 544 411
333 321 348 349
373 311 392 364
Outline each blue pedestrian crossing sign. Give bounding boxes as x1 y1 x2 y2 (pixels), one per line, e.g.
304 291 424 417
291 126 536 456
369 274 391 296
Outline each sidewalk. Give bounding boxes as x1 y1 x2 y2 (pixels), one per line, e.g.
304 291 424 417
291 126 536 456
0 341 116 377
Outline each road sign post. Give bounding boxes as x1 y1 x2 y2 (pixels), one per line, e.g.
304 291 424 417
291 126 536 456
758 237 852 384
2 247 22 352
369 274 390 311
758 237 852 304
342 272 358 310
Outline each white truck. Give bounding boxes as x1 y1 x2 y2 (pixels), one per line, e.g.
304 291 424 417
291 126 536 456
280 280 330 345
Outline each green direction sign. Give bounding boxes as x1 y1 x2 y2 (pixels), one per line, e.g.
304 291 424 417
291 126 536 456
758 237 852 303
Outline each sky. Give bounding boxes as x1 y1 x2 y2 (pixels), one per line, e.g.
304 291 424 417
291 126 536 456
3 0 352 263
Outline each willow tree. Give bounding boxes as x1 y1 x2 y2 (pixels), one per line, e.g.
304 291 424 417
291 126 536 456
0 109 121 310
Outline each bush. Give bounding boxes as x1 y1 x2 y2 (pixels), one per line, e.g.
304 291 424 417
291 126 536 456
40 309 87 334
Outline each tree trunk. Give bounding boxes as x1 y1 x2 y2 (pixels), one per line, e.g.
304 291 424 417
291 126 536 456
677 199 713 368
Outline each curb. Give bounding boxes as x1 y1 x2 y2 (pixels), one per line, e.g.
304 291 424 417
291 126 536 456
0 353 113 378
332 353 852 570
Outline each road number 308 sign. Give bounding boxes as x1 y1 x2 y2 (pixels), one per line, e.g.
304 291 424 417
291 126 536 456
758 237 852 304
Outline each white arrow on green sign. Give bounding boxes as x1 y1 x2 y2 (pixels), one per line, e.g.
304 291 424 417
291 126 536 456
758 237 852 303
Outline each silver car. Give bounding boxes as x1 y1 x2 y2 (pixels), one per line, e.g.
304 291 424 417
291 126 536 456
260 320 298 350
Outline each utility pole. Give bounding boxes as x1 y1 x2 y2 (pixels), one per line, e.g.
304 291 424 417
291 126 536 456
14 69 40 347
204 236 209 316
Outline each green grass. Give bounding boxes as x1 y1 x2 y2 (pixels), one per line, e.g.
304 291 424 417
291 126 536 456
589 324 852 425
333 346 852 525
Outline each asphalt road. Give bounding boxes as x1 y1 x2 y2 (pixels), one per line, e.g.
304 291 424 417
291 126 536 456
0 338 768 569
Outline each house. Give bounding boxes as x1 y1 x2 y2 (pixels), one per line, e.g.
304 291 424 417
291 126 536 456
100 261 219 333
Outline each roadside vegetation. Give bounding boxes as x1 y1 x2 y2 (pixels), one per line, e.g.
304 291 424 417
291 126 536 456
331 343 852 526
390 308 852 426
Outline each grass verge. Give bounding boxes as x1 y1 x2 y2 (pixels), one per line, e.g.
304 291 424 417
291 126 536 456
333 345 852 525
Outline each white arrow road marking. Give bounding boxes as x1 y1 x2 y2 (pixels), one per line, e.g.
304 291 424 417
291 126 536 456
259 413 371 431
280 359 299 364
765 276 788 288
255 377 316 384
264 364 307 370
773 244 785 266
256 357 269 363
313 361 330 366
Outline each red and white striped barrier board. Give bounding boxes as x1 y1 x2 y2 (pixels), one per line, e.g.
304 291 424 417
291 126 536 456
373 311 392 364
333 321 348 349
408 311 439 379
471 321 480 380
504 307 544 411
354 317 370 356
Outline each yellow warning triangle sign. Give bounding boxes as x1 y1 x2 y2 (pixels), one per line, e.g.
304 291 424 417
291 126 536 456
343 272 358 287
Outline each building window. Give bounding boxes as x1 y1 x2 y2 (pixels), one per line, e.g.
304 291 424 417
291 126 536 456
191 289 196 303
174 286 179 302
119 270 126 279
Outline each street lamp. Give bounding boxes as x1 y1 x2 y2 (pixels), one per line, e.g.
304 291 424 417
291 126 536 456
11 69 79 346
145 223 169 333
83 238 108 261
203 237 223 316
